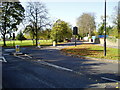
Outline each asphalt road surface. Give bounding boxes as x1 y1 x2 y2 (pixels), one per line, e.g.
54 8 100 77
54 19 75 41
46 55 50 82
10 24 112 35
2 42 119 88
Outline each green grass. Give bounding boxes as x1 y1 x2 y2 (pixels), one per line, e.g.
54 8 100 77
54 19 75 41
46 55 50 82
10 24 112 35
61 44 119 60
0 40 53 47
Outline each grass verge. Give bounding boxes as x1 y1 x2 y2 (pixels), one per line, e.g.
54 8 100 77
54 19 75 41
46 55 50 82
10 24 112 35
0 40 66 47
0 40 53 47
61 43 119 60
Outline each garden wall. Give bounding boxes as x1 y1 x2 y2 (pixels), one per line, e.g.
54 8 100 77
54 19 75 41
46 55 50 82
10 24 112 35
99 38 119 47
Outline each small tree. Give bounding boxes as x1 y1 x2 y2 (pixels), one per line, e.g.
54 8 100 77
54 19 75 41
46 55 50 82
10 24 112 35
16 32 26 42
24 25 36 45
50 19 72 43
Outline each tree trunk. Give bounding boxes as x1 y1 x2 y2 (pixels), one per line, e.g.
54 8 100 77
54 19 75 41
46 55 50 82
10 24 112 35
32 39 34 45
35 9 38 46
36 37 37 46
3 34 6 46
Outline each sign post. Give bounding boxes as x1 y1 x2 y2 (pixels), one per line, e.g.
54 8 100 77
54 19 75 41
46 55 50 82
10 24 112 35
15 45 20 53
37 42 41 48
73 26 78 46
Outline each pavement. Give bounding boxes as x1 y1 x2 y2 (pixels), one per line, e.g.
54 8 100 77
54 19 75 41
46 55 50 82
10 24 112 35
2 41 120 88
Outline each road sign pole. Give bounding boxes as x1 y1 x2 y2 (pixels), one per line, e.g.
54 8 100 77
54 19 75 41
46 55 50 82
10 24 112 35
73 26 78 47
75 35 76 46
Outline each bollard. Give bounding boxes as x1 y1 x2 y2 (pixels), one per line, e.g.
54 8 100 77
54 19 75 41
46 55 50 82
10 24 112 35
37 42 41 48
15 45 20 53
53 41 56 46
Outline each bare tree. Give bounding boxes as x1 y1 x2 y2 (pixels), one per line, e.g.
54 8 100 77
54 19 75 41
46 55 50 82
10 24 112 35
118 1 120 31
26 2 50 46
76 13 96 38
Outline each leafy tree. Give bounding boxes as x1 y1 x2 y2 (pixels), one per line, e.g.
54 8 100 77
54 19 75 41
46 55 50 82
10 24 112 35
76 13 96 38
23 25 36 45
98 23 104 35
38 29 51 40
25 2 50 46
112 3 120 38
98 15 113 35
50 19 72 42
16 31 26 42
98 23 113 35
0 2 25 46
111 27 118 38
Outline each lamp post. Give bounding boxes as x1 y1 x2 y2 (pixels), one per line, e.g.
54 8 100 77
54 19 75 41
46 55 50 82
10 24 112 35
104 0 107 56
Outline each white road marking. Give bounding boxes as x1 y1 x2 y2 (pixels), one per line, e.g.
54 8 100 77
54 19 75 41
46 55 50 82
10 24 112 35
101 77 120 82
0 56 7 62
24 54 32 58
14 55 25 59
4 49 15 52
39 61 73 72
3 54 9 55
14 54 32 59
38 60 120 84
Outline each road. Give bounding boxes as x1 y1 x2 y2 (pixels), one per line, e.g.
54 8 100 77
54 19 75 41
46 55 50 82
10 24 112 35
2 42 119 88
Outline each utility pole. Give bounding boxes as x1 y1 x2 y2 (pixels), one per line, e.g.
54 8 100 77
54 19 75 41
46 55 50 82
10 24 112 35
104 0 106 56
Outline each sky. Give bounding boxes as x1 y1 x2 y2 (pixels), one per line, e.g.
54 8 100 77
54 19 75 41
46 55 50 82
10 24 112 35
17 0 119 32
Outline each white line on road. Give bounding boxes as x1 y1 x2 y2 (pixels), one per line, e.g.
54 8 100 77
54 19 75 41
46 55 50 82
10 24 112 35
24 54 32 58
39 61 73 72
39 61 120 83
14 55 25 59
101 77 120 83
0 56 7 62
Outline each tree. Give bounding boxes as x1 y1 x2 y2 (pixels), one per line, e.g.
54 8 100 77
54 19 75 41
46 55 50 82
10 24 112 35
38 28 51 40
112 4 120 29
23 25 36 45
25 2 50 46
98 23 113 35
16 31 26 42
50 19 72 42
0 2 25 46
110 3 120 38
76 13 96 38
118 1 120 30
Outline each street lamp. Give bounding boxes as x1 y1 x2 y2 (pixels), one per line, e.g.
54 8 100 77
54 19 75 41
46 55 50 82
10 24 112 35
104 0 107 56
